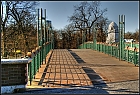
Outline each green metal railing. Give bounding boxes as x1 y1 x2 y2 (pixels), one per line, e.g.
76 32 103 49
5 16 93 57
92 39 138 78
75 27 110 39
27 42 52 85
124 43 139 48
78 43 139 66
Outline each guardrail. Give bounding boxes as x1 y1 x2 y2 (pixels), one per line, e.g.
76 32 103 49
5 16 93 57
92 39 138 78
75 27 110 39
27 42 52 85
78 42 139 66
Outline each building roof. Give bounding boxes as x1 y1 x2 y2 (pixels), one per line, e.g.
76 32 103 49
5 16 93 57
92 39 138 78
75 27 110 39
108 22 118 33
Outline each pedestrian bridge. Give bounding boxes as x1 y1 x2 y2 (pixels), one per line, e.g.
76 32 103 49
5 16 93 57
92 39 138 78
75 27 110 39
27 48 139 88
1 42 139 94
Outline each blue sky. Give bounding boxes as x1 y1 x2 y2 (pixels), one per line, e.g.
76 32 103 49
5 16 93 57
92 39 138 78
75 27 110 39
37 1 139 33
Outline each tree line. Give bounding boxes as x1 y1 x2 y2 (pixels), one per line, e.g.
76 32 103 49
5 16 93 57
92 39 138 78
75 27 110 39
1 1 39 57
1 1 139 58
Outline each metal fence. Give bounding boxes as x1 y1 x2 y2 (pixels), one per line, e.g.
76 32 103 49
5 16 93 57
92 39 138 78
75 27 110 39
27 42 52 85
78 43 139 66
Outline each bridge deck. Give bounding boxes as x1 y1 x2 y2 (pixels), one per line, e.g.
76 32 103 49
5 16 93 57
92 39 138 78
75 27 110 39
27 49 139 88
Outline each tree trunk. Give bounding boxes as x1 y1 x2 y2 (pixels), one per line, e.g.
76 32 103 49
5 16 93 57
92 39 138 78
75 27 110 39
85 30 87 42
88 29 91 41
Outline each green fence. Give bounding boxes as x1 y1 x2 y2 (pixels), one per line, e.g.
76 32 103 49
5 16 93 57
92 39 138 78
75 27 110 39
78 43 139 66
78 43 94 49
27 42 52 85
124 43 139 48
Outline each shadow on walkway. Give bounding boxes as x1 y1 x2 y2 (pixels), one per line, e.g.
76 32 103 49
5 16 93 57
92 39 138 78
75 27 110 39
68 49 86 63
68 49 109 91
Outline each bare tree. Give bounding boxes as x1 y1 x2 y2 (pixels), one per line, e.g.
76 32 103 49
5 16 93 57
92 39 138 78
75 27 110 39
68 1 107 42
133 29 139 42
1 1 39 56
125 31 133 39
96 28 106 42
1 1 11 57
63 24 75 48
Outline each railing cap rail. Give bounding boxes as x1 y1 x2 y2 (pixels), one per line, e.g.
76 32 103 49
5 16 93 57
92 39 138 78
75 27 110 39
1 58 32 64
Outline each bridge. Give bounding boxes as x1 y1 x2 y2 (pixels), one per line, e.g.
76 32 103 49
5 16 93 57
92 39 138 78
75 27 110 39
27 48 139 87
1 9 139 94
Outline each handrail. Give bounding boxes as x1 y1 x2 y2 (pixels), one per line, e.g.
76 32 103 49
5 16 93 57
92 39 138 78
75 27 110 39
78 43 139 66
26 42 52 85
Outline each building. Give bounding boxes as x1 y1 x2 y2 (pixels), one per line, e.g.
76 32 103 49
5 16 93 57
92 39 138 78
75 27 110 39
106 22 119 44
124 39 134 42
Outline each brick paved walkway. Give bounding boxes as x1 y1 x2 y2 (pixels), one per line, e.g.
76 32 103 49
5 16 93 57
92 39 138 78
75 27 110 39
26 49 139 89
27 49 93 88
70 49 139 83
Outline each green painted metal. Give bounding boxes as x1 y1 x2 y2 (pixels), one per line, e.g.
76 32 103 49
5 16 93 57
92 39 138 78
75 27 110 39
28 8 54 85
40 8 43 46
119 15 125 61
44 9 47 64
93 25 97 50
35 52 38 72
37 9 40 46
125 43 139 48
78 42 139 66
82 30 86 49
28 43 52 85
78 15 139 66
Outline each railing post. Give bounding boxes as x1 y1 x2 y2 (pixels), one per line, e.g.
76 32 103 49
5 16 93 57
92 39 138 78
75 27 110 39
99 43 100 52
107 44 108 54
42 45 43 64
101 43 102 52
126 46 129 62
108 45 110 55
46 43 48 54
105 44 106 54
35 47 39 72
41 44 44 64
38 47 40 69
38 46 41 67
32 49 36 78
111 44 113 56
103 43 105 53
133 47 137 65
